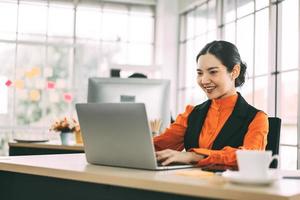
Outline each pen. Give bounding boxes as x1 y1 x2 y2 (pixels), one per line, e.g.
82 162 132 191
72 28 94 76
283 176 300 179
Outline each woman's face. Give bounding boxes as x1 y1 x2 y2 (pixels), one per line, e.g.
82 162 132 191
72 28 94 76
197 53 237 99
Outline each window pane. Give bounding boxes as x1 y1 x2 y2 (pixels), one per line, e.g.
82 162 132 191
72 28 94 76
195 5 207 36
130 5 154 17
256 0 269 10
101 41 126 65
237 0 254 18
281 0 299 70
279 71 298 146
223 0 235 23
76 6 101 39
0 1 17 40
0 76 8 114
207 30 217 42
15 44 46 126
184 87 206 107
255 8 269 75
177 90 186 114
239 77 253 105
179 15 187 41
195 36 206 57
178 43 186 88
280 146 297 170
128 44 153 65
185 40 196 87
281 124 297 145
48 4 74 37
129 15 154 43
44 46 73 122
0 43 15 124
208 0 217 31
186 11 195 39
279 71 298 123
18 2 47 37
102 11 128 41
237 15 254 76
224 22 235 44
113 42 128 65
102 4 128 41
74 42 100 104
254 76 268 111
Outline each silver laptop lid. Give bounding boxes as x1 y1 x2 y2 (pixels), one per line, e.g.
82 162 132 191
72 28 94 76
76 103 159 170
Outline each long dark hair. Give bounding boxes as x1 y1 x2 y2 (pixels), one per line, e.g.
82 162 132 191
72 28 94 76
196 40 247 87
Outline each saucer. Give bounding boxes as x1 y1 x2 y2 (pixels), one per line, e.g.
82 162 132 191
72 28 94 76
222 170 279 185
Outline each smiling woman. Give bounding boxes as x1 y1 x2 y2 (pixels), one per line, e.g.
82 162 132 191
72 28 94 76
154 40 269 168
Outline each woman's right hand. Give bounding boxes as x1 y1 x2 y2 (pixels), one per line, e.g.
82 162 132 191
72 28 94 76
155 149 204 166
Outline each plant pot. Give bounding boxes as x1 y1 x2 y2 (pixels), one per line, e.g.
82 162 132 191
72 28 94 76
60 132 74 145
75 131 83 144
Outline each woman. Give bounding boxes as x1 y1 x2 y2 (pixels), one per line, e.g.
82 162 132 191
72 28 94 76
154 40 268 167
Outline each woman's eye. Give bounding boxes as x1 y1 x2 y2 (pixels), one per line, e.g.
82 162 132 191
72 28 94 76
209 71 217 74
197 72 203 76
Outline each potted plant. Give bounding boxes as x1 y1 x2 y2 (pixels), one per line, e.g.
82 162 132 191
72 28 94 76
50 117 82 145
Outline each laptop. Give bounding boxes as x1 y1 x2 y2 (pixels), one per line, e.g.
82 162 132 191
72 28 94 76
75 103 193 170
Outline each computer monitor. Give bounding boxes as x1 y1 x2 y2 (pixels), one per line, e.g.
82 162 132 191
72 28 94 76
87 77 171 131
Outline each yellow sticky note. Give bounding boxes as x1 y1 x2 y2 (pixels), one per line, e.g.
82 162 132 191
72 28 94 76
31 67 41 77
14 79 24 89
175 169 215 178
25 70 34 78
29 89 40 101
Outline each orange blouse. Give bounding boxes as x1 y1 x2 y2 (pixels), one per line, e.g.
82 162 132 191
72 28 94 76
153 94 269 166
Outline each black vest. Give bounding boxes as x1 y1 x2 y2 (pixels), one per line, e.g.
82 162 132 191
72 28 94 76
184 93 259 151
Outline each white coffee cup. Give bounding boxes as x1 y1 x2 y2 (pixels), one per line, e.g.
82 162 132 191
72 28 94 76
236 150 279 180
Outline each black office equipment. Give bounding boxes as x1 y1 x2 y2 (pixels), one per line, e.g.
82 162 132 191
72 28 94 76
266 117 281 168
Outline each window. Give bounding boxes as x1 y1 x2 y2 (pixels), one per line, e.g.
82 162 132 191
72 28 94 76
178 0 218 113
0 1 155 137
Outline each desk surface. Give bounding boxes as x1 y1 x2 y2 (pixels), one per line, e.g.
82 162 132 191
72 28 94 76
1 154 300 200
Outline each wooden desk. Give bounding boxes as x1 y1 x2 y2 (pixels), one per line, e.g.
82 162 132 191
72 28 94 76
0 154 300 200
8 142 84 156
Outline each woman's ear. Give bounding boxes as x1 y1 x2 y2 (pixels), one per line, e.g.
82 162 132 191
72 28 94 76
232 64 241 79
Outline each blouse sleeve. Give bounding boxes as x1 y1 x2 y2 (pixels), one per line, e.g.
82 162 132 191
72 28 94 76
153 105 194 151
190 111 269 166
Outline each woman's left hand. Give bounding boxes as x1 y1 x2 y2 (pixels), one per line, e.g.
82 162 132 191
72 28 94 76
155 149 204 166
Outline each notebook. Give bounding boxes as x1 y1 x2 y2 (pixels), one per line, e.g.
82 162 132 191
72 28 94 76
75 103 193 170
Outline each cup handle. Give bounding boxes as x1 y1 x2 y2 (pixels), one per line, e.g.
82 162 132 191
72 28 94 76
270 154 280 169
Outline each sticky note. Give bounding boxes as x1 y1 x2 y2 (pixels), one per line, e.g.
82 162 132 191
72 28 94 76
31 67 41 77
47 81 56 89
63 93 73 103
14 79 24 89
44 67 53 77
175 169 215 178
5 80 12 87
29 89 40 101
25 70 34 78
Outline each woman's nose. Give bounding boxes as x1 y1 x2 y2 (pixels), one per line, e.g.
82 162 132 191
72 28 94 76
200 74 211 84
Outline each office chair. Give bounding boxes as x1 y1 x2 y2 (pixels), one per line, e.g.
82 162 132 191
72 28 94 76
266 117 281 168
